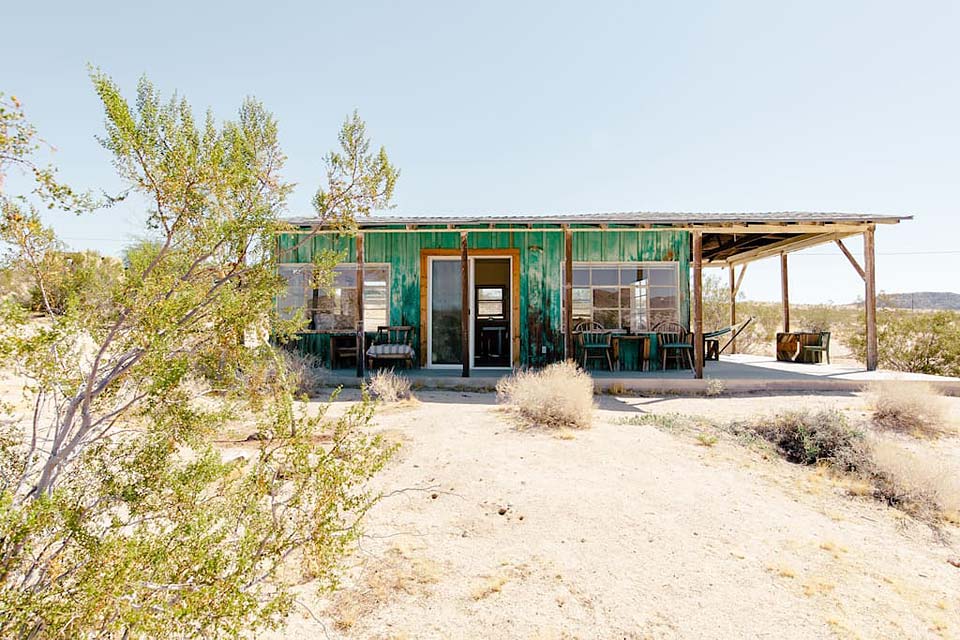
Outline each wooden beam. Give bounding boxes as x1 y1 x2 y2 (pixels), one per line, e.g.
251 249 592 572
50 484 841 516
564 226 573 360
864 227 878 371
729 265 737 355
693 231 704 379
733 263 748 298
835 239 865 280
355 233 365 378
724 231 860 267
780 252 790 333
460 232 470 378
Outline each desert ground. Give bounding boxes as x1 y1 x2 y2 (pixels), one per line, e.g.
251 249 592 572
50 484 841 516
244 388 960 640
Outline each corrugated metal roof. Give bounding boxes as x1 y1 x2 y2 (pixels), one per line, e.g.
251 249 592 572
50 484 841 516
284 210 910 227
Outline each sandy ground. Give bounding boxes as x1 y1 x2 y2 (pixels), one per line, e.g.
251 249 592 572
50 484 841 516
249 390 960 640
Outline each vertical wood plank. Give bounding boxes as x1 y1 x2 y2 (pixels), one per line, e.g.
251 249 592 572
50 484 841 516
780 252 790 333
864 226 878 371
693 231 704 379
356 233 365 378
460 232 470 377
564 226 573 360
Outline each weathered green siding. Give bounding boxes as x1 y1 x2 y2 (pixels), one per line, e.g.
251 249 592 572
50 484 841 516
278 227 690 368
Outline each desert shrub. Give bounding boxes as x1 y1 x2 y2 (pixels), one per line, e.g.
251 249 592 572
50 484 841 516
866 438 960 522
740 409 867 470
496 360 594 429
849 309 960 377
868 381 950 437
27 250 122 315
368 369 413 403
282 349 328 397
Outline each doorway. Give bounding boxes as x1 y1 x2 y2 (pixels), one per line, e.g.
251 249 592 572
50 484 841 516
425 255 514 369
473 258 511 367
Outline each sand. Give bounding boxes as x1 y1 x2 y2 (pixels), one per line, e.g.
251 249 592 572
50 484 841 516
259 390 960 640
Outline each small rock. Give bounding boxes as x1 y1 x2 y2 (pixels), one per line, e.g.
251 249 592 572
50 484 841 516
948 558 960 569
245 432 267 441
462 531 469 538
498 507 508 515
430 493 438 500
518 515 524 521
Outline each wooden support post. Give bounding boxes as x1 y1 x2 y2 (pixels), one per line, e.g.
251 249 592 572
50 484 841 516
780 252 790 333
563 226 573 360
864 226 878 371
355 233 365 378
693 231 704 379
460 232 470 378
728 265 737 354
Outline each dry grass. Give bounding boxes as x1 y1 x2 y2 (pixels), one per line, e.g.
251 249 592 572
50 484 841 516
737 409 868 470
368 369 414 403
281 349 327 397
496 361 595 430
470 572 511 600
868 382 952 438
866 437 960 523
327 544 440 631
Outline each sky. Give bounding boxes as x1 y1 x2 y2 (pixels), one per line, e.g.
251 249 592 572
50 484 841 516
2 0 958 303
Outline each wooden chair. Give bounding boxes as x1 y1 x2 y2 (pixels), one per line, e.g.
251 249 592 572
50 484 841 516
802 331 831 364
575 321 614 371
655 321 694 371
366 325 416 369
330 334 359 369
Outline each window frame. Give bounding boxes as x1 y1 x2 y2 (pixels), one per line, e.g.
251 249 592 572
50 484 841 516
564 261 681 332
277 262 391 333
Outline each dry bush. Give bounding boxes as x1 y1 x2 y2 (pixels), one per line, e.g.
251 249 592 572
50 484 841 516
868 382 951 438
281 349 327 397
496 360 595 429
866 437 960 522
368 369 413 403
738 409 868 470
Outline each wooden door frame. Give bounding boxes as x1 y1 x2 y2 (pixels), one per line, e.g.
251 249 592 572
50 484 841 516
420 248 521 368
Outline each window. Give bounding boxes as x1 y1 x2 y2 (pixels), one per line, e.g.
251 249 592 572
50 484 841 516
568 262 679 331
278 263 390 332
476 286 506 319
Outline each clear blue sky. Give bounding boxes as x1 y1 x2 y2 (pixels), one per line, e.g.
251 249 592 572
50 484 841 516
3 0 958 303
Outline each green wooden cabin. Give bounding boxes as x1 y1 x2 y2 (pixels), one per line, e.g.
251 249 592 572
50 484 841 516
276 212 907 376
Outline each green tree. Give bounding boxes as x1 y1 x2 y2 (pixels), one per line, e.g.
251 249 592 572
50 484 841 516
0 75 398 638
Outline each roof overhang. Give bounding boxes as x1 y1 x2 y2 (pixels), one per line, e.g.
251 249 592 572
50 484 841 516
282 211 910 267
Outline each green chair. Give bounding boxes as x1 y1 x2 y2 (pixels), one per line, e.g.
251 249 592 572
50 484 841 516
655 321 694 371
802 331 831 364
575 321 614 371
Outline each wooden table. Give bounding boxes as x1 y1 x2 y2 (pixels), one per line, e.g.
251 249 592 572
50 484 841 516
776 332 824 363
612 333 657 372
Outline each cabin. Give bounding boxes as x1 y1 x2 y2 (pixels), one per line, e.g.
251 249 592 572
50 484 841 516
276 212 908 378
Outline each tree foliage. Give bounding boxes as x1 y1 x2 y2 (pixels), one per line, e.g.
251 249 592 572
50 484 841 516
0 75 397 638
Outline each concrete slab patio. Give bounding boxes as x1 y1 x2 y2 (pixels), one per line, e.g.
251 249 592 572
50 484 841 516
325 354 960 395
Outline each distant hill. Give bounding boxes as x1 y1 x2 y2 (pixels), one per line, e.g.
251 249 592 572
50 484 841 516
876 291 960 310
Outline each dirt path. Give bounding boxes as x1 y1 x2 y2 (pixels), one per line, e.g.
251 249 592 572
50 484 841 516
267 391 960 640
